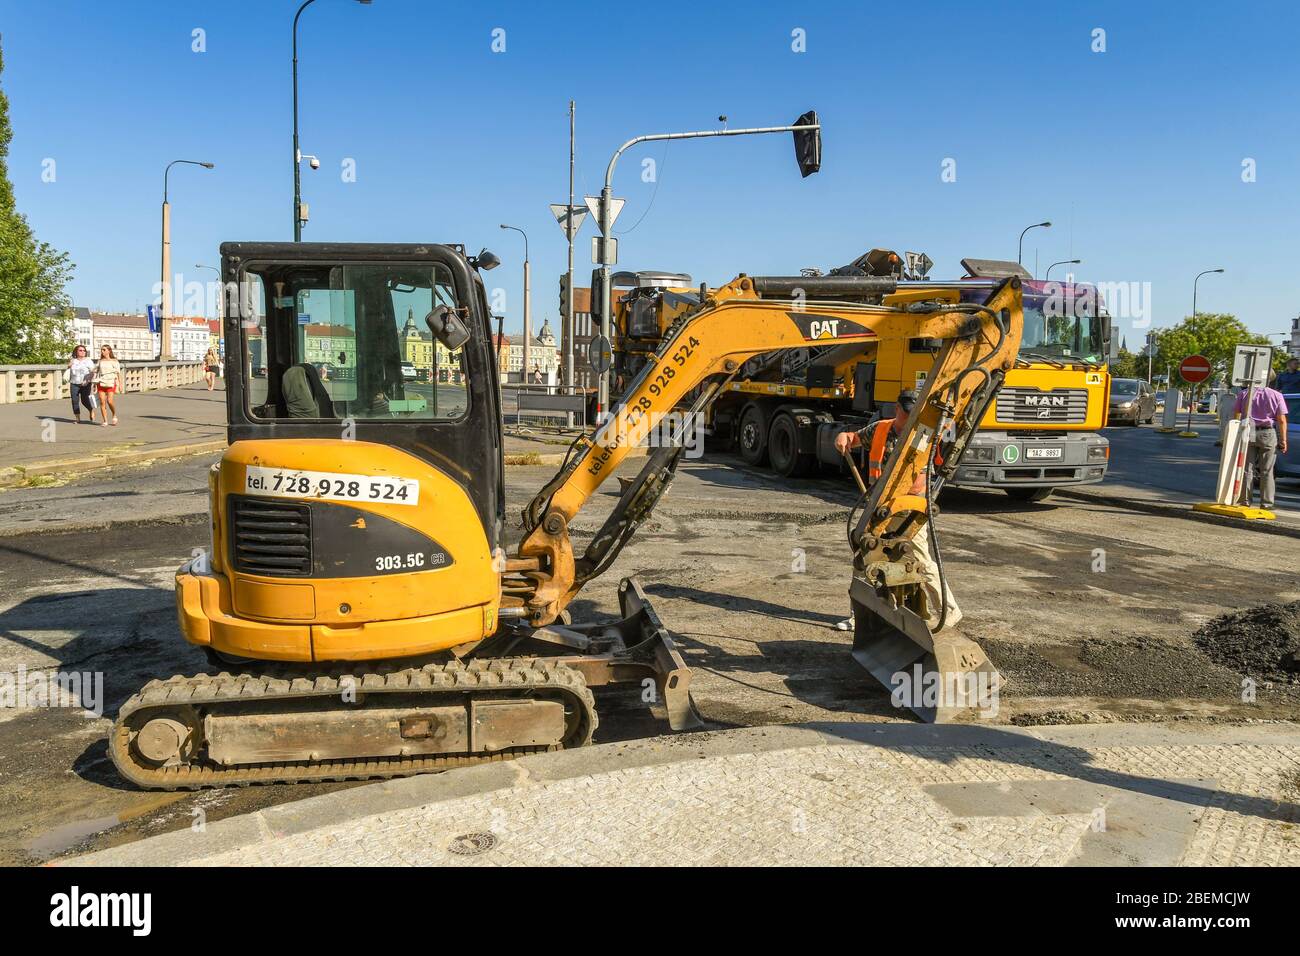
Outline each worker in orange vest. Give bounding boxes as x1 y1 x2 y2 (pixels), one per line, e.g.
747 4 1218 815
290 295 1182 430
832 388 961 632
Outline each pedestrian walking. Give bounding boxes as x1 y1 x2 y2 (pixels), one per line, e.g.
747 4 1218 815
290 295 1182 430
93 345 122 427
831 389 961 632
66 345 97 423
203 347 220 391
1233 376 1289 510
1277 356 1300 393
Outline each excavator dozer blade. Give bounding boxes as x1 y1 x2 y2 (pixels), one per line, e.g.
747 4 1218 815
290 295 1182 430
849 577 1001 723
558 577 703 732
614 577 702 731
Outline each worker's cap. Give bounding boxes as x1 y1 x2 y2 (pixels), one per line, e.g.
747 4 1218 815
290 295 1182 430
897 389 919 411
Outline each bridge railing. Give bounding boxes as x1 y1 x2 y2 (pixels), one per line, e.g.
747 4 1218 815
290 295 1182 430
0 362 207 404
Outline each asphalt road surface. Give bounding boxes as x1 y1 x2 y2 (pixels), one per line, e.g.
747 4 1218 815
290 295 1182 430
1103 416 1300 514
0 450 1297 864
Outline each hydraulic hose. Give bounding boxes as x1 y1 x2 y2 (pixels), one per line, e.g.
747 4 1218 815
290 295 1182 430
924 434 948 634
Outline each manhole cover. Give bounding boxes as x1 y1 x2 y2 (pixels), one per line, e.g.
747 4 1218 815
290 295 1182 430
447 832 498 856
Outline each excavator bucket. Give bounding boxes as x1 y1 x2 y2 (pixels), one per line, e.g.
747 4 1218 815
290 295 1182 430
848 576 1001 723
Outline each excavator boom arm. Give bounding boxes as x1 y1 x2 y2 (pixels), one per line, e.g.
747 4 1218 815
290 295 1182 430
514 275 1024 625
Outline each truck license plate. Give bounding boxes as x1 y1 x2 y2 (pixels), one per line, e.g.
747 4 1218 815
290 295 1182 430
1025 447 1063 460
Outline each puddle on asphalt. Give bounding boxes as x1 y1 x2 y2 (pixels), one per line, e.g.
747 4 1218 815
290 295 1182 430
25 792 190 860
26 814 123 859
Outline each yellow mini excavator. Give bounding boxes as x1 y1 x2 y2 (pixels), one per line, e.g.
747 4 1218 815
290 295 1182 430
109 241 1022 789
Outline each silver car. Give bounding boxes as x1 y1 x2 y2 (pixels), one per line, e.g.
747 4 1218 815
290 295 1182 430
1108 378 1156 426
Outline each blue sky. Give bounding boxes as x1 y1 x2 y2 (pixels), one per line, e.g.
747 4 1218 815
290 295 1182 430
3 0 1298 345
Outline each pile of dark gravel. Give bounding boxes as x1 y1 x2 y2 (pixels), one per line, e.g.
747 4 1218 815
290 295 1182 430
1193 601 1300 683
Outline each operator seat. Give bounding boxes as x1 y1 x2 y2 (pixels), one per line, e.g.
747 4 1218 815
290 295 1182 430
281 363 334 418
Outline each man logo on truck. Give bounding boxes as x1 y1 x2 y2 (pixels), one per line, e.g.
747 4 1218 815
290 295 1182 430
1023 395 1067 406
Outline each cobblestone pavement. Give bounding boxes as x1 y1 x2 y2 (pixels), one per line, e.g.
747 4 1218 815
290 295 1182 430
71 723 1300 867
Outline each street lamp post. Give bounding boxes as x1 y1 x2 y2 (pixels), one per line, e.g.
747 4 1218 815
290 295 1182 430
195 263 222 358
1045 258 1081 280
1181 268 1225 433
293 0 371 241
161 159 214 360
592 115 821 412
1192 267 1225 323
1146 329 1160 384
1017 221 1051 267
499 224 531 384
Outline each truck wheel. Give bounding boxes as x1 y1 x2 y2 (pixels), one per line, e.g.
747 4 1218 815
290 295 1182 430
737 402 770 466
1005 487 1053 503
768 413 813 477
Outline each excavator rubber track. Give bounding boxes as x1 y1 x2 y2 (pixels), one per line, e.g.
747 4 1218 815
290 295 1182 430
109 658 596 790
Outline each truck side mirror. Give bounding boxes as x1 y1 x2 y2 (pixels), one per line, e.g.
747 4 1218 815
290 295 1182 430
426 306 470 351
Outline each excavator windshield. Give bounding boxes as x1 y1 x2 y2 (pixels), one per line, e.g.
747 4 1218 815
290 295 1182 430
240 261 469 421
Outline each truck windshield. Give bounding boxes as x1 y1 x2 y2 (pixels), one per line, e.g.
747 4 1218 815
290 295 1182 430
241 262 469 421
1020 282 1107 366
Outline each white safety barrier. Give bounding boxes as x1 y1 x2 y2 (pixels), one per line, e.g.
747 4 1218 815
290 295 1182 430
1156 387 1182 431
1212 418 1253 505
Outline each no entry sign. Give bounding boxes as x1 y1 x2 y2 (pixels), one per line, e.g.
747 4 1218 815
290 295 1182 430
1179 354 1212 383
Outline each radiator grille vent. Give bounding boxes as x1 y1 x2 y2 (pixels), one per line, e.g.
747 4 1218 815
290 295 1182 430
230 495 312 577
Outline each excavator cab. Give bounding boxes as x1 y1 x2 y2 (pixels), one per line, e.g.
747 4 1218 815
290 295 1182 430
194 243 508 663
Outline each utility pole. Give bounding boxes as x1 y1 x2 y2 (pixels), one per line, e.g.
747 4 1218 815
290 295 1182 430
293 0 371 240
291 0 316 242
565 100 575 402
499 224 531 380
196 263 222 359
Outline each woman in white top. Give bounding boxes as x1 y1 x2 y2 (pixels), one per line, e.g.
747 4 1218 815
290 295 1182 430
94 345 123 426
67 345 97 423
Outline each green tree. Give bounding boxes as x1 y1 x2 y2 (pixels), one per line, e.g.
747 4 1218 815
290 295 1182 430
0 36 75 364
1151 313 1274 389
1108 347 1141 379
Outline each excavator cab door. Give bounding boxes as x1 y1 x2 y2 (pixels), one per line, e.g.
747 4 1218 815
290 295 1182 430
219 242 506 553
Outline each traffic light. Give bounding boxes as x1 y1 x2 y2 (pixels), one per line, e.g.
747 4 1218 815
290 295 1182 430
559 273 570 318
792 110 821 178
